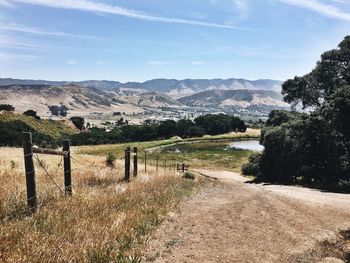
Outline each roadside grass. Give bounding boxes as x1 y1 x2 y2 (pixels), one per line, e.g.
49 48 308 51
0 130 259 261
0 147 201 262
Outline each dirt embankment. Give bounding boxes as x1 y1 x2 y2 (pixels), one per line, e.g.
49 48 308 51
144 170 350 263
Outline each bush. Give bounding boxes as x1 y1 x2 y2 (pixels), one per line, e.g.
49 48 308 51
70 117 85 130
23 110 40 120
242 153 261 176
0 104 15 111
105 153 116 167
183 172 195 180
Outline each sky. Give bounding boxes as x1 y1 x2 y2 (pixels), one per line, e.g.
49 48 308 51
0 0 350 82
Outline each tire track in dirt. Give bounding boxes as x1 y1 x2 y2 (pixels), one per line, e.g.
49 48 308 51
143 170 350 263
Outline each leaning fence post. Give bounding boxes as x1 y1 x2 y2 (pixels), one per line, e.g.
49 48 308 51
133 147 138 177
23 132 37 213
125 147 131 181
63 139 72 196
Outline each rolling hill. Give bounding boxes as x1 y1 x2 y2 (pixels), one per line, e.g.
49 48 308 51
0 83 142 117
178 89 289 109
0 78 288 119
0 111 78 146
0 78 282 97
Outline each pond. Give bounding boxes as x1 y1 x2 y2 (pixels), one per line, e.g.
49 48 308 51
228 140 264 151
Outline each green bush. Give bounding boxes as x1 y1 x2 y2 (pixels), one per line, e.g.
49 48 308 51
183 172 195 180
105 153 116 167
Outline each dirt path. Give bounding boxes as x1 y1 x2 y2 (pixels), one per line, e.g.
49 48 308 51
143 170 350 263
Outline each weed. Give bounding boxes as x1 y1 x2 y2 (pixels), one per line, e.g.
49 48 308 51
183 172 195 180
106 152 116 167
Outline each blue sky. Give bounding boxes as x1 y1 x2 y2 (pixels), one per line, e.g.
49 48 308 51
0 0 349 82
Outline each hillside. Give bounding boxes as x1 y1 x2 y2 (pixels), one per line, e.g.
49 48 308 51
116 92 185 108
178 89 289 109
0 111 78 146
0 83 143 117
117 78 282 98
0 78 282 97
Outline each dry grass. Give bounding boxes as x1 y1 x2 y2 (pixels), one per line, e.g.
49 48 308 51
0 147 200 262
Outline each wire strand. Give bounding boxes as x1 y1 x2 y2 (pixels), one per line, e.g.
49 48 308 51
33 154 65 196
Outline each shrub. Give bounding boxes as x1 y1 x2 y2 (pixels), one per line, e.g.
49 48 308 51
0 104 15 111
105 153 116 167
242 153 261 176
183 172 195 180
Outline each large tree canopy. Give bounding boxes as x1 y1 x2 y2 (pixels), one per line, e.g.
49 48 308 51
243 36 350 189
282 36 350 108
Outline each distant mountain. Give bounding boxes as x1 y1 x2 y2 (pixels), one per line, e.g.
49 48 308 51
0 78 287 117
0 78 282 97
0 78 121 91
0 78 65 86
0 83 141 117
116 91 184 108
117 78 283 98
178 90 289 109
0 84 184 117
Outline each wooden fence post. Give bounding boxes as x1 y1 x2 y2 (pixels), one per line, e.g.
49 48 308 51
23 132 37 213
133 147 138 177
125 147 131 181
144 151 147 172
156 156 159 173
63 139 72 196
182 163 185 173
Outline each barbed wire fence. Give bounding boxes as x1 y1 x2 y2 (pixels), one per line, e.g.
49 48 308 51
2 132 189 217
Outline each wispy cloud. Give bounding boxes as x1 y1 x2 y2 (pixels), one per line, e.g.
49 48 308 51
0 52 37 64
233 0 249 19
279 0 350 21
147 60 178 65
0 0 14 7
66 60 76 65
8 0 244 30
0 22 104 39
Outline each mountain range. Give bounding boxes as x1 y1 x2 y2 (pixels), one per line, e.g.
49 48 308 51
0 78 282 96
0 78 288 119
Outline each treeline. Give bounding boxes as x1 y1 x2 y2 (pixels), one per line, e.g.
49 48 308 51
0 120 68 148
70 114 246 145
242 36 350 188
0 113 246 147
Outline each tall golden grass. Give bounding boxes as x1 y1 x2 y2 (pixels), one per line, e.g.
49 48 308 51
0 147 200 262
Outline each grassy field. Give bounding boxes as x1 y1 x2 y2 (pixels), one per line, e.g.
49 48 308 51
0 129 259 261
147 141 253 172
0 147 201 262
77 129 260 173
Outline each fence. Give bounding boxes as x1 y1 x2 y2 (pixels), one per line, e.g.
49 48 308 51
21 132 189 214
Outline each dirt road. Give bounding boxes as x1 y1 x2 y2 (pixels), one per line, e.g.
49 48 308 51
144 170 350 263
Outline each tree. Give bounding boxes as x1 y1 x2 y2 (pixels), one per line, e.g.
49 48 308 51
282 36 350 108
23 110 40 120
48 105 68 116
158 120 177 138
70 117 85 130
176 119 195 138
195 114 246 135
243 36 350 187
0 104 15 111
